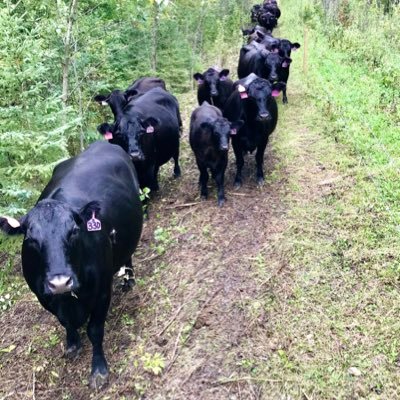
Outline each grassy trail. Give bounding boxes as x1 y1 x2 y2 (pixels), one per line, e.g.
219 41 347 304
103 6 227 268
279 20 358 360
1 18 400 400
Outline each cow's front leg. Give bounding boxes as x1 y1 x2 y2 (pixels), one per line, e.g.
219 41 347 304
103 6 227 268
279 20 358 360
87 293 111 390
232 142 244 188
255 143 267 185
65 327 81 359
198 164 209 200
214 168 226 207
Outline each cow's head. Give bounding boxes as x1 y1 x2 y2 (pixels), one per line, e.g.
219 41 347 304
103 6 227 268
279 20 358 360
93 90 128 118
243 77 286 121
263 51 292 82
193 68 230 98
98 116 158 161
278 39 301 59
201 118 244 152
257 10 277 30
0 199 105 297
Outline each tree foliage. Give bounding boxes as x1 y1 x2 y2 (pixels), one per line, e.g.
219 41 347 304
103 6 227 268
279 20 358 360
0 0 251 215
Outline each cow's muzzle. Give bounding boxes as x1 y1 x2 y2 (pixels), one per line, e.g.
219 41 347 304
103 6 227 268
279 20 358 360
47 275 74 295
130 151 145 161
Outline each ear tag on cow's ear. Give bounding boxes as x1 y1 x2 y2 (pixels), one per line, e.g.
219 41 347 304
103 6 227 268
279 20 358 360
271 90 280 97
230 128 237 135
104 131 113 140
197 79 204 85
146 125 154 134
5 216 20 228
282 61 289 68
87 211 102 232
220 76 227 81
101 101 108 106
238 85 248 99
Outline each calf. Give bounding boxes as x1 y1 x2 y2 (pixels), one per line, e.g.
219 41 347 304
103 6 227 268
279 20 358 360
190 102 243 206
97 87 181 192
0 141 143 389
193 67 234 111
223 73 285 186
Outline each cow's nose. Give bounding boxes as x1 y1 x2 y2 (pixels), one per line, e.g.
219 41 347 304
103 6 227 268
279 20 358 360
48 275 73 294
220 145 229 151
130 151 144 161
270 74 278 81
259 113 270 120
211 90 218 96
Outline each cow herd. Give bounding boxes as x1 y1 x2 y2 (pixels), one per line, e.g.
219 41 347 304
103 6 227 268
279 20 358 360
0 0 300 391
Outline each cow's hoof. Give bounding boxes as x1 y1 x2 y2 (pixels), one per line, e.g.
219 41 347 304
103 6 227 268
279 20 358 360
89 371 109 390
173 169 181 178
201 194 208 200
65 344 81 360
234 182 242 189
257 177 265 186
217 199 225 207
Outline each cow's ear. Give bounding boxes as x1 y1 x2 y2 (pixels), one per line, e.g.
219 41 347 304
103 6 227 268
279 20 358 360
219 69 230 81
200 122 213 132
230 120 244 131
193 73 204 84
142 117 159 133
125 88 139 101
93 94 109 106
282 57 292 68
97 123 114 140
256 30 265 40
242 27 255 36
78 201 101 225
0 216 25 235
271 82 286 97
291 42 301 50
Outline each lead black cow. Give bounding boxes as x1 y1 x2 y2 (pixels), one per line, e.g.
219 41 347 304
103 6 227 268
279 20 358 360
0 141 143 389
193 67 234 112
97 87 181 191
223 73 285 186
190 102 243 206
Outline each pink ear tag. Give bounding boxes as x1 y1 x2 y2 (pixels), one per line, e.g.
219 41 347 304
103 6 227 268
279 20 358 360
146 125 154 134
197 79 204 85
271 90 280 97
238 84 248 99
220 76 227 81
282 61 289 68
104 131 113 140
230 128 237 135
87 211 101 232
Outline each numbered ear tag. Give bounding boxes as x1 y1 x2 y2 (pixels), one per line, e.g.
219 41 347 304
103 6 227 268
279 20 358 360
230 128 237 135
87 211 102 232
104 131 113 140
146 126 154 133
238 84 248 99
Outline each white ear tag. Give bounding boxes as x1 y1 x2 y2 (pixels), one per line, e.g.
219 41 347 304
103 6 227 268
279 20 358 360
238 85 248 99
5 217 20 228
146 126 154 133
101 101 108 106
87 211 102 232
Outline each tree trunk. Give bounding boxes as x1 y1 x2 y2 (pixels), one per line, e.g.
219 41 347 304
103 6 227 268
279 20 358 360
61 0 79 121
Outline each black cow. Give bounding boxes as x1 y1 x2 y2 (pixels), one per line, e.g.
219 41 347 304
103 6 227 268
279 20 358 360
238 41 292 88
262 1 281 19
190 102 243 206
93 77 167 120
257 8 278 32
97 87 181 192
223 73 285 187
251 30 301 103
250 4 262 22
193 68 234 111
0 141 143 389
